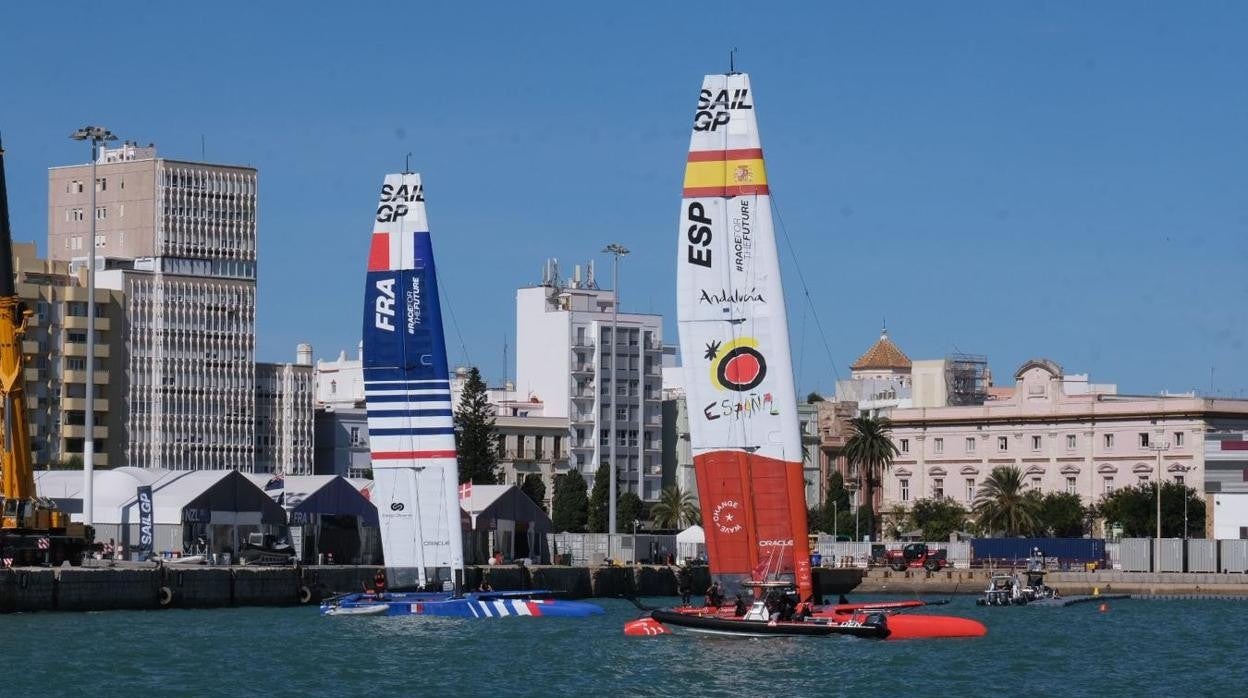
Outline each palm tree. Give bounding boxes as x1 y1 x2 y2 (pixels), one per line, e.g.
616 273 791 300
844 416 900 540
650 485 701 529
973 465 1041 536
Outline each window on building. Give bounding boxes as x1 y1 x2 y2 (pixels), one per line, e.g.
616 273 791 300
1174 432 1184 447
1139 432 1150 448
349 427 361 446
1031 476 1042 489
965 437 976 453
1104 434 1114 449
73 180 84 193
118 203 125 218
934 438 944 455
534 436 544 460
1066 476 1077 495
616 406 628 420
899 438 909 454
1175 475 1184 486
1066 434 1077 450
96 177 106 192
498 437 508 458
1031 435 1042 451
966 478 976 501
899 478 910 502
95 207 106 220
71 208 84 221
553 436 562 457
997 436 1008 452
600 429 609 446
1138 475 1150 484
933 478 944 499
1104 476 1114 494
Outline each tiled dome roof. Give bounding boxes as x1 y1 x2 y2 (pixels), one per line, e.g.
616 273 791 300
850 329 911 371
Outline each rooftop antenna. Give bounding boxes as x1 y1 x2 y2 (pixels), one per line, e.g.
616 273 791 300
729 47 738 74
403 152 413 175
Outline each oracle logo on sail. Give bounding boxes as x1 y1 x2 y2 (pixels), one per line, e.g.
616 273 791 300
685 202 713 267
758 539 794 547
376 181 424 222
712 499 743 534
693 88 753 132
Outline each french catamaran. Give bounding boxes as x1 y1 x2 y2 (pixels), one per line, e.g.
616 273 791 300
322 171 600 618
626 72 984 639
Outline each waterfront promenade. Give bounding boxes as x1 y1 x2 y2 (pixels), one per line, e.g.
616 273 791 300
855 568 1248 596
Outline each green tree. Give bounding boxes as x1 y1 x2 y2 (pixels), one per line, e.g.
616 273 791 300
618 492 644 532
551 470 589 533
520 474 547 512
1036 491 1088 537
453 367 499 484
810 471 854 537
587 463 611 533
1097 482 1205 538
909 497 970 542
973 466 1041 536
806 392 825 404
650 485 701 529
844 416 900 540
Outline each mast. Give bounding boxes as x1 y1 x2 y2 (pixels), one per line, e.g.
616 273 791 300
362 172 464 592
675 73 813 601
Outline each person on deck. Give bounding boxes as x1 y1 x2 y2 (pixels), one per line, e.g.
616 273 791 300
477 580 494 592
676 566 692 606
734 594 748 617
373 569 387 596
705 580 725 608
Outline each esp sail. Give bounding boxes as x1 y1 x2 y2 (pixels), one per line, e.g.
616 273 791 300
676 74 813 601
362 173 464 591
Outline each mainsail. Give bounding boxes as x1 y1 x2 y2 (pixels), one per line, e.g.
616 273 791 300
362 173 464 591
676 73 813 601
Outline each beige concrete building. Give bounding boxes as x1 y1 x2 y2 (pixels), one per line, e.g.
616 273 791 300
255 344 315 475
881 358 1248 537
48 142 259 470
12 242 125 467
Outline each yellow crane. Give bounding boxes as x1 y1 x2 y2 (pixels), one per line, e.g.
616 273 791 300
0 137 93 566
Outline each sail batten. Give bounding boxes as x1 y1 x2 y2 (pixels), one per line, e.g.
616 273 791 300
677 73 812 601
362 173 464 592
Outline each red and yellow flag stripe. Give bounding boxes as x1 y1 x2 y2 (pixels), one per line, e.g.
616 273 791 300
683 148 769 198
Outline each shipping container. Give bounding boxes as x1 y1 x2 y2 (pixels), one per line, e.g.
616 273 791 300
1120 538 1152 572
1158 538 1184 573
1186 540 1218 573
970 538 1106 566
1220 539 1248 573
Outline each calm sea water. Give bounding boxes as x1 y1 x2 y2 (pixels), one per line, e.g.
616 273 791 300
6 596 1240 696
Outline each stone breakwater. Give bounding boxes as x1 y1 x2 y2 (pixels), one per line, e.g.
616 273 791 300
853 568 1248 596
0 564 864 613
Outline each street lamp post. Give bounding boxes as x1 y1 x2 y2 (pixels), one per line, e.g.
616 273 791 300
832 501 838 542
603 243 628 549
69 126 116 528
1148 441 1171 572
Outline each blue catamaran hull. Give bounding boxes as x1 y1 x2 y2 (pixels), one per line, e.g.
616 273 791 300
321 591 604 618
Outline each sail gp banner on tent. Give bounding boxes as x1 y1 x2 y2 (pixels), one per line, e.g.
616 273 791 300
136 486 154 555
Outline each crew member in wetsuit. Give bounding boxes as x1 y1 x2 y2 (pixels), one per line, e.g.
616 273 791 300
677 566 693 606
373 570 387 596
734 594 747 617
705 580 725 608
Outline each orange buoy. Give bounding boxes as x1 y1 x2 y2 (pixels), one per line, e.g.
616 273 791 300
623 618 671 637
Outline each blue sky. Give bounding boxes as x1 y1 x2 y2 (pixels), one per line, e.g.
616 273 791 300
2 2 1246 398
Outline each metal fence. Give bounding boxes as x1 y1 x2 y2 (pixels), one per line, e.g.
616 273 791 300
547 533 678 566
809 537 971 569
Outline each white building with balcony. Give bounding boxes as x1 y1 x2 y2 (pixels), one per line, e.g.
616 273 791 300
515 260 665 501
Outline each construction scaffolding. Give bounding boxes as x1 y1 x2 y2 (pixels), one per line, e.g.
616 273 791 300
946 353 989 406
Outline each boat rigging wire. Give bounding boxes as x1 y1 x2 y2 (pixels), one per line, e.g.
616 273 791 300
770 193 841 384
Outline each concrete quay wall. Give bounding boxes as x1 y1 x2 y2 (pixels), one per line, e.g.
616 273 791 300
853 568 1248 596
0 563 868 613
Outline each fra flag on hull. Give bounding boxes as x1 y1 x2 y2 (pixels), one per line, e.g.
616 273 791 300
137 486 154 556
